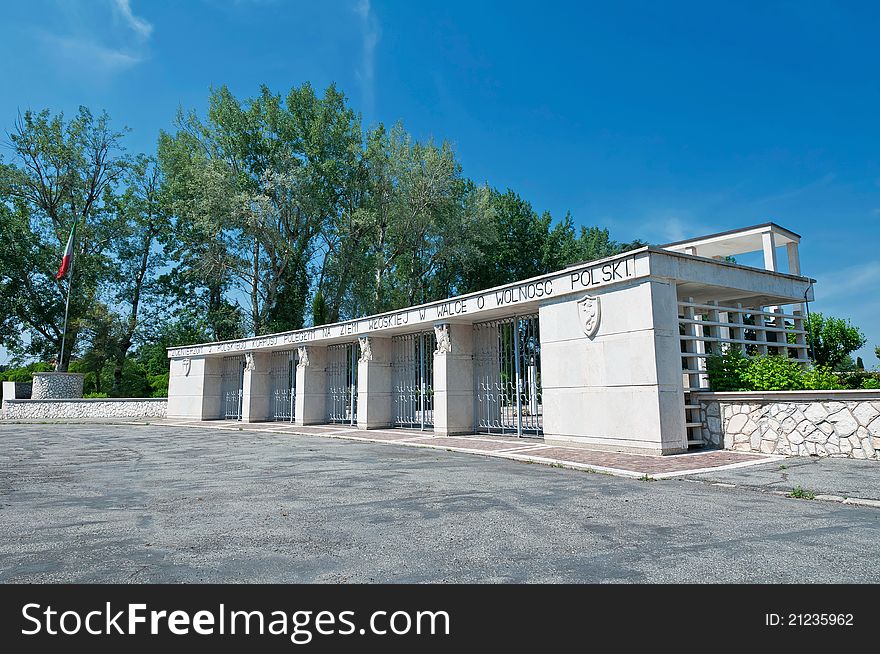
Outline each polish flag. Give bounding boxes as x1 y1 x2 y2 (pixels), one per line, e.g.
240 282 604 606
55 223 76 280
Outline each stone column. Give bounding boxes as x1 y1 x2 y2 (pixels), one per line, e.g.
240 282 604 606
241 351 271 423
762 230 778 272
356 335 393 429
167 356 223 420
786 241 801 275
539 279 687 455
295 345 327 425
433 323 474 436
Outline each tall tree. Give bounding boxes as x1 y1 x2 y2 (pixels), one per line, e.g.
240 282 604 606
157 114 243 341
106 155 168 394
0 107 127 369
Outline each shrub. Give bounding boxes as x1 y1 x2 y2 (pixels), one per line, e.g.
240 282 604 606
801 366 843 390
834 371 880 389
0 363 54 382
862 376 880 390
740 355 804 391
706 348 749 391
83 392 109 398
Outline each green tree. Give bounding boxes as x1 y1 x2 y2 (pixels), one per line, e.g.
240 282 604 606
804 313 867 370
0 107 128 369
104 155 169 394
135 315 212 397
157 112 243 341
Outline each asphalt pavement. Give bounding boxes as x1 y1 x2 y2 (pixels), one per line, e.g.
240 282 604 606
1 423 878 583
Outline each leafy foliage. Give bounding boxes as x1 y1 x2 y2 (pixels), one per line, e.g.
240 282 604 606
706 350 845 391
705 348 749 391
804 312 866 370
801 366 843 391
740 355 805 391
0 362 54 383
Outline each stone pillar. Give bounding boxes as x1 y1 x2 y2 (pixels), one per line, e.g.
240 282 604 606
167 356 222 420
786 242 801 275
295 345 327 425
241 351 271 423
762 230 778 272
539 279 687 455
356 335 393 429
433 323 474 436
31 372 84 399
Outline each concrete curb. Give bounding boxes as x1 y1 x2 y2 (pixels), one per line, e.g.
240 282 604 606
681 479 880 510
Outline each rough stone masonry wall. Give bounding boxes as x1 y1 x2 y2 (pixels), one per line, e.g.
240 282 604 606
2 399 167 420
31 373 84 399
696 393 880 460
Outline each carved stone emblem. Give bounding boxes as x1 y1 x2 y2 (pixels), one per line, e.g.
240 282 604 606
577 295 601 338
244 351 255 371
434 324 451 354
297 346 309 367
181 358 191 377
358 336 372 363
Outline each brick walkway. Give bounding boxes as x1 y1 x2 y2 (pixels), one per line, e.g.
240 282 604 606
156 419 779 478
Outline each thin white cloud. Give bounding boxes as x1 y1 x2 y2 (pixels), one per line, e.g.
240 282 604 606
635 213 723 244
751 172 836 206
112 0 153 41
354 0 381 114
813 261 880 301
37 31 143 74
36 0 153 77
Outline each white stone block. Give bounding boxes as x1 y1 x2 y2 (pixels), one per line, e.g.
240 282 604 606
853 402 879 426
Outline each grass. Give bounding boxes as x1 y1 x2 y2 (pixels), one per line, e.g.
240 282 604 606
638 474 656 482
778 464 788 470
788 486 815 500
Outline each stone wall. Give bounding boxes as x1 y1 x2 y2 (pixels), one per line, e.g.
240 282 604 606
32 373 84 399
2 398 167 420
694 391 880 460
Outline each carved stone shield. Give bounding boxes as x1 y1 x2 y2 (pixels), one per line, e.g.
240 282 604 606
181 358 191 377
577 295 601 337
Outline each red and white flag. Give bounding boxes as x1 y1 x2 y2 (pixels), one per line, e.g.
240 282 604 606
55 223 76 280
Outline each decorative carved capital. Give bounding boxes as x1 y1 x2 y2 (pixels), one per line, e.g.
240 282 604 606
358 336 373 363
434 324 451 355
297 346 310 368
244 351 255 371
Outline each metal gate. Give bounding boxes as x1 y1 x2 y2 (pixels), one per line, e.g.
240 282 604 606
327 343 358 425
474 315 542 437
392 331 436 429
271 349 298 421
221 355 245 420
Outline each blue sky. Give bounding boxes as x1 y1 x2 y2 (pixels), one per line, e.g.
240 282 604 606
0 0 877 365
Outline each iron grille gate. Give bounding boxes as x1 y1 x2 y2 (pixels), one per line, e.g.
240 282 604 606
474 315 543 437
221 355 245 420
392 331 436 429
327 343 358 425
271 349 298 421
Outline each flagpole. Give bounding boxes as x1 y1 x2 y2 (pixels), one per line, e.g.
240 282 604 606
56 229 76 372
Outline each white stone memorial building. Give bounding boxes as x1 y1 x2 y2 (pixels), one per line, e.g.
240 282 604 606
167 223 813 455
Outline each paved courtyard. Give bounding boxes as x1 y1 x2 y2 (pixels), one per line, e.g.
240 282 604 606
1 422 878 583
160 419 780 477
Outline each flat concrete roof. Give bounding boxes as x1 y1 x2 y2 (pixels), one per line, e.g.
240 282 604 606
661 222 800 259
